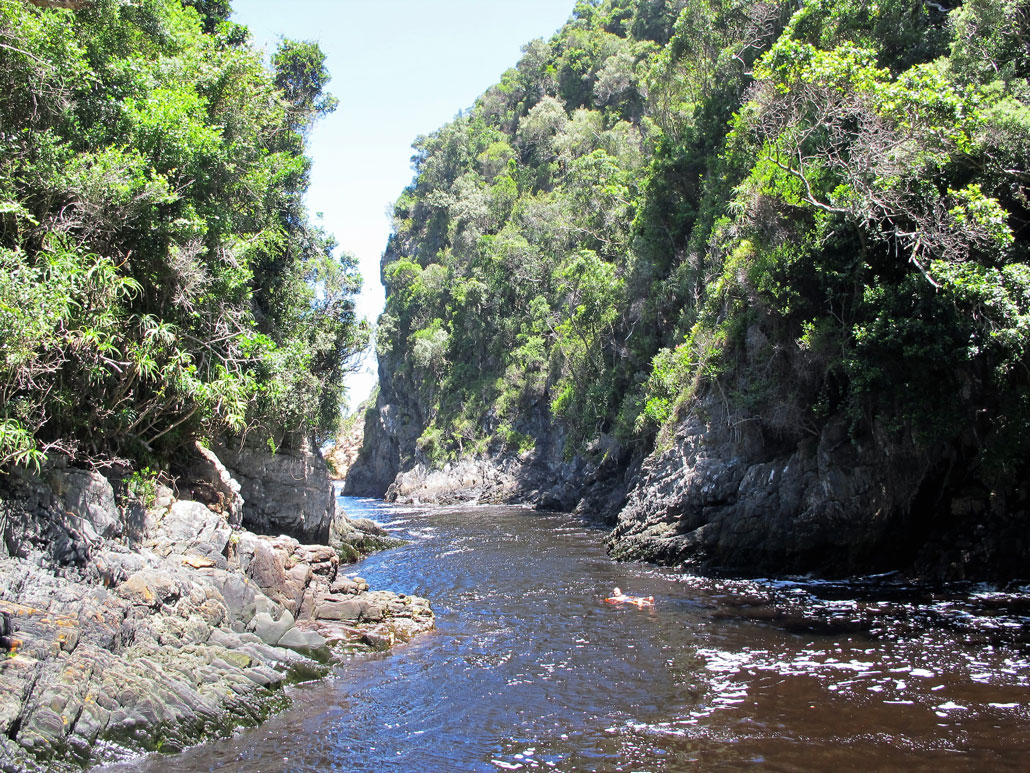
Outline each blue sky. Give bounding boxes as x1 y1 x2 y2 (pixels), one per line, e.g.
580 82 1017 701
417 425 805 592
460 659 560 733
231 1 575 408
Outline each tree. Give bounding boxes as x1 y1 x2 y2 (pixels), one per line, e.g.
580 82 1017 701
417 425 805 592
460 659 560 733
0 0 366 470
272 38 339 131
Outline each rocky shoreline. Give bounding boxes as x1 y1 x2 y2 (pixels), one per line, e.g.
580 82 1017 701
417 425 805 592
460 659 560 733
0 445 432 772
345 373 1030 582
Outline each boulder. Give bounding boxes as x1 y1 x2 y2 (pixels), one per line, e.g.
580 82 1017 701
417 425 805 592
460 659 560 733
215 435 336 543
147 500 232 560
277 627 329 660
48 468 122 541
249 609 294 647
314 597 364 622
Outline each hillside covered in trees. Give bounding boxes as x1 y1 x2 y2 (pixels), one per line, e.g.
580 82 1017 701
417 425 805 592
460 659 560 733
0 0 366 475
350 0 1030 578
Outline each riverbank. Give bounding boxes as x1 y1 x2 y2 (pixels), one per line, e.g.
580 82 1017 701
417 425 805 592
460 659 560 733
110 501 1030 772
343 381 1030 584
0 453 432 772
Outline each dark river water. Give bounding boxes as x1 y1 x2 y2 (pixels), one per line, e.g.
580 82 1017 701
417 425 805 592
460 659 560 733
109 496 1030 772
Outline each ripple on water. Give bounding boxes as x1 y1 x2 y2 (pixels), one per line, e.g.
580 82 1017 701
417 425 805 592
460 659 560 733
102 500 1030 773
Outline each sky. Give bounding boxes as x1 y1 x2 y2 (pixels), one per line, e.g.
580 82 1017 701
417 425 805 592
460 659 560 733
231 0 576 410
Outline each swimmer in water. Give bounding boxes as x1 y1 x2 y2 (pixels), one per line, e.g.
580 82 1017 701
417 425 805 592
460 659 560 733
604 586 655 608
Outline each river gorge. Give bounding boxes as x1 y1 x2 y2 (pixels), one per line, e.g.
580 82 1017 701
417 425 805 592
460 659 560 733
105 495 1030 772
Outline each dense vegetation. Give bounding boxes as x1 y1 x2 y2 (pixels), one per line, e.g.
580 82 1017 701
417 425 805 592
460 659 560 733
0 0 366 472
378 0 1030 487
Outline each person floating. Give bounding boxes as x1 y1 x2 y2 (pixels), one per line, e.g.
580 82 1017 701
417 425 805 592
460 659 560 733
604 586 655 608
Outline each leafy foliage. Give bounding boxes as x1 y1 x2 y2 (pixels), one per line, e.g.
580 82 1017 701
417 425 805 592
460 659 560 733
0 0 367 471
378 0 1029 480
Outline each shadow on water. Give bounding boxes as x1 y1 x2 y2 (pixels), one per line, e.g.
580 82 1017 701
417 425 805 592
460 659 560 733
103 497 1030 772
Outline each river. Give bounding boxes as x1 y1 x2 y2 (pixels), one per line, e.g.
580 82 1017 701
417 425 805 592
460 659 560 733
107 496 1030 771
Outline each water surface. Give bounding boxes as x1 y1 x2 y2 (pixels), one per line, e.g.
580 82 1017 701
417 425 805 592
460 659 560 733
108 497 1030 771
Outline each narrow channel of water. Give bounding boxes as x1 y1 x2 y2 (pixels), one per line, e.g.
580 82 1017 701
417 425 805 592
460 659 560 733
110 497 1030 772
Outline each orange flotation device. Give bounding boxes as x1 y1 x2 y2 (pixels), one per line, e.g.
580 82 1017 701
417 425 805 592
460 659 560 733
604 587 655 608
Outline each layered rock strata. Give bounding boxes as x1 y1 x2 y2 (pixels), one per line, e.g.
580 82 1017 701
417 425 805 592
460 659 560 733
0 459 432 772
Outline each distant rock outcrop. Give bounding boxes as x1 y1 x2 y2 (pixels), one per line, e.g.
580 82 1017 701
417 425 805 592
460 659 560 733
326 402 369 481
342 371 410 498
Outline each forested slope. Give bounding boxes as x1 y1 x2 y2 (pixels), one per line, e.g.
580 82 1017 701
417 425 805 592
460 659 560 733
0 0 366 477
351 0 1030 578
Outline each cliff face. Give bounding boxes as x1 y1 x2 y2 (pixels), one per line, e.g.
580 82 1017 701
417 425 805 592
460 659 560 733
351 376 1029 581
348 0 1030 581
608 398 920 575
345 358 636 522
215 434 337 544
326 406 369 481
342 365 415 498
609 397 1030 581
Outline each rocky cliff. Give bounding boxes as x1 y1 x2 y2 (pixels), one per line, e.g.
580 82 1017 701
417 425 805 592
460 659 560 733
0 446 432 771
214 434 338 544
326 399 372 482
344 360 637 524
605 396 1030 581
350 358 1029 582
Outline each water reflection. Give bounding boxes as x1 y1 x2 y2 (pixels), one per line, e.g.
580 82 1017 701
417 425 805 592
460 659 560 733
104 497 1030 772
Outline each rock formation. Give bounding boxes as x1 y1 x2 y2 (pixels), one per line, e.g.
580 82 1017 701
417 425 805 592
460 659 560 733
215 434 338 544
350 362 1029 581
0 449 432 771
325 404 369 481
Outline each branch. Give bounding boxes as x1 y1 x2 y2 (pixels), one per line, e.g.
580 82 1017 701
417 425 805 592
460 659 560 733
763 152 849 216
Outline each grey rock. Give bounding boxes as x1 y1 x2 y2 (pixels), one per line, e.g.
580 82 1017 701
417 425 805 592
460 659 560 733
243 666 283 689
148 500 231 558
342 396 405 498
183 441 245 528
197 568 267 625
605 399 929 576
250 609 295 647
361 603 384 622
48 468 122 541
215 434 336 543
0 456 433 773
236 533 287 596
314 597 363 621
329 575 365 595
277 627 328 660
207 627 242 650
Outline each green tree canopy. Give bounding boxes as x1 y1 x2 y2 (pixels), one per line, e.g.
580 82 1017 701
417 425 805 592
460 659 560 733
0 0 367 471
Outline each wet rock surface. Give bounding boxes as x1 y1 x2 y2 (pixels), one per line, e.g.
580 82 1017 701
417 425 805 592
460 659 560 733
0 454 433 772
